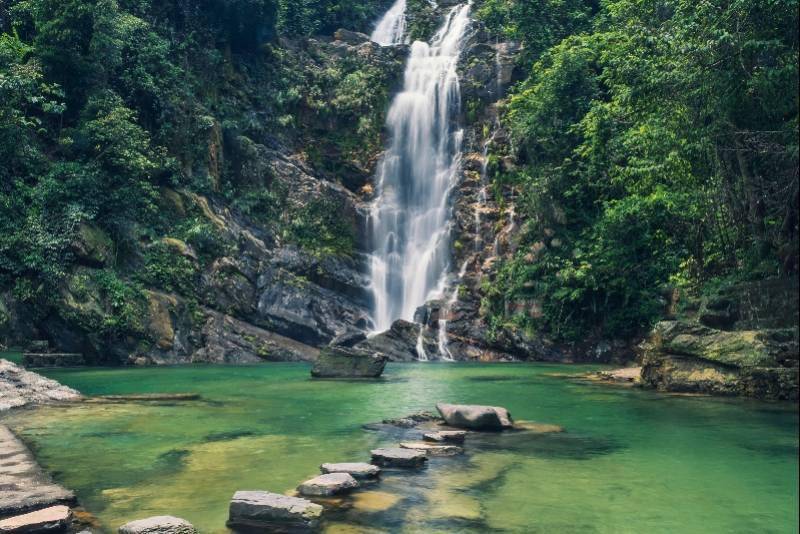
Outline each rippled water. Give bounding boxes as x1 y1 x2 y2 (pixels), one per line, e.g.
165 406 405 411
2 363 797 533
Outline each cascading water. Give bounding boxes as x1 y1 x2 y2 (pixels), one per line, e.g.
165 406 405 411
371 0 408 45
369 4 472 341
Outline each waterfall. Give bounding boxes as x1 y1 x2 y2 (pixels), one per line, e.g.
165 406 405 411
369 4 472 337
371 0 408 45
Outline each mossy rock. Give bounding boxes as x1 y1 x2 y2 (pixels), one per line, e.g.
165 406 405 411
71 223 113 267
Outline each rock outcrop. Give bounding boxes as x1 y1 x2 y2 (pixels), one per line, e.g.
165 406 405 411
310 346 387 378
0 360 81 412
640 321 798 399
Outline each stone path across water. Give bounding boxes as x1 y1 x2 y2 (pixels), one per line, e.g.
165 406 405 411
0 424 76 519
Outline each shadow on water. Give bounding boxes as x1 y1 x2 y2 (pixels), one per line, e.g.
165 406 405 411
203 430 257 442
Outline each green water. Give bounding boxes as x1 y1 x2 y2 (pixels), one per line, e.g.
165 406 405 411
2 363 797 533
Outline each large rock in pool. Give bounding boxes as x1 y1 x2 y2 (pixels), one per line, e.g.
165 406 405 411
320 462 380 479
227 491 323 531
119 516 196 534
310 346 387 378
297 473 359 497
435 403 513 430
370 448 427 468
0 505 71 534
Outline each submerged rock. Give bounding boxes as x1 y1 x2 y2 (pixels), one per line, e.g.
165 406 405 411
435 403 513 431
0 505 71 534
380 411 441 428
422 430 467 443
310 346 387 378
118 516 196 534
297 473 359 497
227 491 323 531
370 448 428 468
320 463 380 479
399 442 463 456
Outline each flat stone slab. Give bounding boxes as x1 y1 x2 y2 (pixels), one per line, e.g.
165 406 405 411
0 505 71 533
297 473 358 497
370 448 427 468
399 442 463 456
0 426 76 517
118 516 197 534
227 491 322 531
436 403 513 430
422 430 467 443
320 462 380 479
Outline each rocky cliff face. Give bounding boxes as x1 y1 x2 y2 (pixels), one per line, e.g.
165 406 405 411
0 31 403 365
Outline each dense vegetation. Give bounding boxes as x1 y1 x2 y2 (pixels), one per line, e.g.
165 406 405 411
478 0 799 341
0 0 392 324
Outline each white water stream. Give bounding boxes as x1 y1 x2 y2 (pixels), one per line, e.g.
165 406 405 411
369 3 472 339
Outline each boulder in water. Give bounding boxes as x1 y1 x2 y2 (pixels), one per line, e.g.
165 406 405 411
297 473 359 497
0 505 71 534
370 448 427 468
310 346 387 378
435 403 513 430
227 491 323 531
118 516 196 534
320 462 380 479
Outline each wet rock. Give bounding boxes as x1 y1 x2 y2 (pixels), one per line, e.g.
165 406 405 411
297 473 359 497
399 442 463 456
20 353 84 368
594 367 641 383
320 463 380 479
0 426 76 517
227 491 323 531
370 448 427 468
0 505 71 534
353 320 421 362
435 403 513 431
329 331 367 348
193 310 319 363
118 516 196 534
422 430 467 443
310 346 387 378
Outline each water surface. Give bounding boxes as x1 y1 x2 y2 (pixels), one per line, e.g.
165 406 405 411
2 363 797 533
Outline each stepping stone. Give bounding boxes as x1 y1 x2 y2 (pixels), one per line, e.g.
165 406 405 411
0 505 71 533
227 491 322 531
320 462 380 479
399 442 463 456
297 473 359 497
118 516 196 534
422 430 467 443
435 403 513 430
370 448 427 468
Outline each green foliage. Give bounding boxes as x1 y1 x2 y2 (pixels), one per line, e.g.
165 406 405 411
482 0 799 341
137 242 199 296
